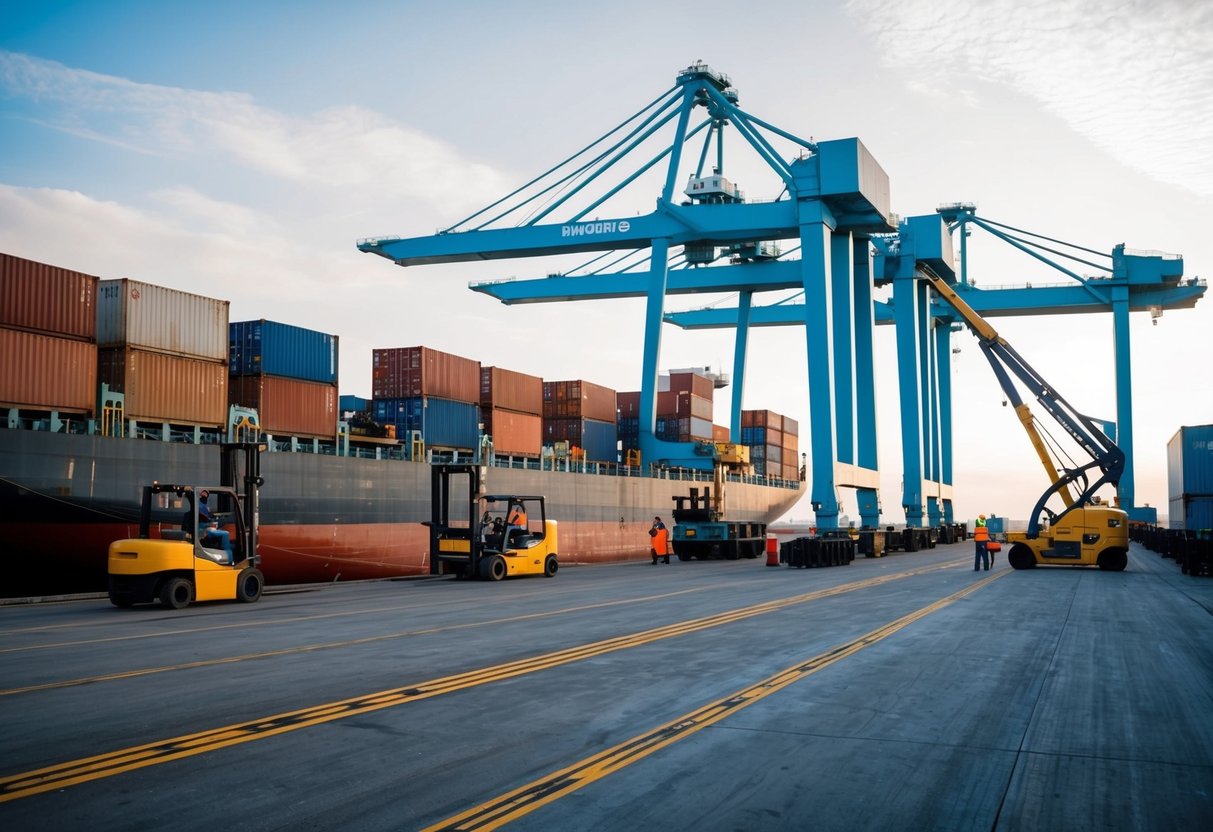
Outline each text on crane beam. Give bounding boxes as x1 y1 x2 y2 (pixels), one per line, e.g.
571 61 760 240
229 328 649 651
561 220 631 238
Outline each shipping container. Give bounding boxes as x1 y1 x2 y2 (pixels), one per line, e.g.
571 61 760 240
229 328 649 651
229 375 337 439
98 347 227 425
0 252 98 340
542 380 616 423
229 320 338 384
1169 497 1213 531
1167 425 1213 530
749 444 783 466
740 426 783 447
667 371 715 400
742 409 784 432
713 424 730 442
97 279 229 361
543 417 617 461
339 395 370 414
483 407 543 457
657 391 713 421
372 346 480 403
0 327 97 412
372 396 480 450
481 366 543 415
782 416 799 437
783 433 799 456
617 391 640 418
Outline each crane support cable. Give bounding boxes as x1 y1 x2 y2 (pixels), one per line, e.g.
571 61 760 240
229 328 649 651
966 216 1109 306
567 117 712 225
724 102 818 152
991 230 1112 274
493 91 686 229
530 103 692 226
443 85 681 233
975 216 1111 259
703 86 794 185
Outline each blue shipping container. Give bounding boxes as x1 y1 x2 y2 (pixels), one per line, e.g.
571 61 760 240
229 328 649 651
580 418 617 462
339 395 369 414
1167 425 1213 501
230 320 338 384
372 396 479 450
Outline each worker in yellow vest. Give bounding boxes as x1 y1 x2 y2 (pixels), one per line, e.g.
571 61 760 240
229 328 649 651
650 516 671 565
973 514 990 571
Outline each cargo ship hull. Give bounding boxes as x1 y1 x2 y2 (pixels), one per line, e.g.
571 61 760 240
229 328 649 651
0 430 803 595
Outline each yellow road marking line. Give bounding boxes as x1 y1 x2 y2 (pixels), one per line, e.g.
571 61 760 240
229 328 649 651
426 570 1006 831
0 559 966 803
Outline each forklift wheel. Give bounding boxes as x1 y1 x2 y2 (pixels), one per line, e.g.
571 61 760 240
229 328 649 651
544 555 558 577
481 555 507 582
160 577 193 610
237 568 265 603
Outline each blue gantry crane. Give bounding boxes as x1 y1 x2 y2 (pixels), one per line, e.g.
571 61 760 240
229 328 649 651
359 63 1204 532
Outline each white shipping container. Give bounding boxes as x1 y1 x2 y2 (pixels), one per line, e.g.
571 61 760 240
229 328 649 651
97 278 229 361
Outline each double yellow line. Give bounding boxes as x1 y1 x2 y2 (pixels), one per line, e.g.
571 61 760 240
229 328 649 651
0 560 965 804
428 569 1007 830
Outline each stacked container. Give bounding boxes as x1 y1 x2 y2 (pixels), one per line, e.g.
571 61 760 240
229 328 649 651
228 320 339 439
617 390 641 452
1168 425 1213 530
96 278 228 426
655 371 714 442
372 346 480 451
0 253 99 415
481 366 543 458
544 379 617 461
741 409 799 478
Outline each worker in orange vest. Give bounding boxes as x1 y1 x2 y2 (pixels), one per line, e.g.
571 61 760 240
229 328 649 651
973 514 990 571
650 516 671 565
504 500 528 550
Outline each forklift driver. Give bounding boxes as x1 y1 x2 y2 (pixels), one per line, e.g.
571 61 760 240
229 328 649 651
185 489 233 562
504 500 528 550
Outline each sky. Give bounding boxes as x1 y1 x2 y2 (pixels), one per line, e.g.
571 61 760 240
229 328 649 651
1 0 1210 525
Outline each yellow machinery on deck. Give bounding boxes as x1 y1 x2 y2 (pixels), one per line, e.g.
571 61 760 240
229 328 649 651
107 443 267 608
428 463 559 581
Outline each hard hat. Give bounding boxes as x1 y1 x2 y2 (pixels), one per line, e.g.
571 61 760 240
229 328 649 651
979 514 986 519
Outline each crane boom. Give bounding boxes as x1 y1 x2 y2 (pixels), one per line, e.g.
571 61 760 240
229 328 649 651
919 268 1125 536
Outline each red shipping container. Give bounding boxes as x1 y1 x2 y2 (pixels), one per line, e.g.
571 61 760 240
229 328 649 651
98 347 227 425
483 407 542 457
617 391 640 418
229 375 337 439
481 366 542 415
668 371 714 400
0 327 97 412
0 253 98 340
372 346 480 403
713 424 730 442
543 379 616 423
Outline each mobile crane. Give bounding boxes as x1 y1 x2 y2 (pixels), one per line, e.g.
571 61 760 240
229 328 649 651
923 271 1129 570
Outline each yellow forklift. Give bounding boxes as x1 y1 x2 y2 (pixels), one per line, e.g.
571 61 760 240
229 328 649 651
107 442 266 608
428 463 558 581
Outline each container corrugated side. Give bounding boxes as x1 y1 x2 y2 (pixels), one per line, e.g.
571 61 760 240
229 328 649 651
742 409 784 432
339 395 369 414
229 375 337 439
0 327 97 412
372 396 479 450
1167 425 1213 502
617 391 640 417
229 320 339 384
372 346 480 403
480 366 543 415
483 407 542 457
543 379 616 423
98 347 227 425
97 279 229 361
668 371 714 400
713 424 730 442
0 253 98 340
544 417 618 461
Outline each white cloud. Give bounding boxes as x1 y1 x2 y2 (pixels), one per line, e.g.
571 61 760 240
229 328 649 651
0 50 511 216
847 0 1213 198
